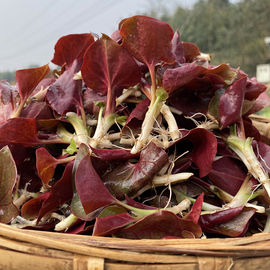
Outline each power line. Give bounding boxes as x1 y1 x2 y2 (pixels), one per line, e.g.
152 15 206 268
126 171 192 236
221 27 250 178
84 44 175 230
0 0 125 63
5 0 58 46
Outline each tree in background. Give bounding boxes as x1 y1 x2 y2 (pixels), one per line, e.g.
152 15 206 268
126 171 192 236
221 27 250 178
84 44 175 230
149 0 270 77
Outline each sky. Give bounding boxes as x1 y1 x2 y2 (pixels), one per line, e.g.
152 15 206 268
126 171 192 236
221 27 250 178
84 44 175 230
0 0 197 72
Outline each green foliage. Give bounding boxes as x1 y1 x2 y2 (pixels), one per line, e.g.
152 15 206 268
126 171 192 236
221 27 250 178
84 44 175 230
148 0 270 77
0 71 16 84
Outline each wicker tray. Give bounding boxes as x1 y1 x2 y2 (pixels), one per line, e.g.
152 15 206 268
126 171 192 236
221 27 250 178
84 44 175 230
1 222 270 270
1 114 270 270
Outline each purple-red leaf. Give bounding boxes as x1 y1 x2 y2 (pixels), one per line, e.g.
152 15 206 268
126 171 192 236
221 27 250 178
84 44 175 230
120 15 175 70
182 42 201 62
172 129 217 177
122 97 150 136
163 64 206 94
81 34 141 97
219 76 247 128
21 193 50 220
0 80 18 123
0 118 41 146
91 147 136 162
199 207 256 237
114 210 202 239
102 142 169 200
171 30 185 64
51 33 95 68
75 145 117 214
15 64 50 105
245 77 267 100
0 146 19 223
37 161 74 222
46 59 83 116
208 157 246 195
93 212 136 236
36 147 71 185
184 193 204 224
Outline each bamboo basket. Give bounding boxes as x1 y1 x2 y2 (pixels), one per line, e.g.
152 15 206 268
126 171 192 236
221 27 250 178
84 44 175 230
1 114 270 270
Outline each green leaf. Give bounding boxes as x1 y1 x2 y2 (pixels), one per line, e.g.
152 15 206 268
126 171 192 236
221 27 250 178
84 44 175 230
63 138 78 155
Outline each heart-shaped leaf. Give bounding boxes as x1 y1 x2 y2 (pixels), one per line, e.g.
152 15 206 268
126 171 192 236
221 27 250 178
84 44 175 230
120 15 175 71
15 64 50 106
81 33 141 115
51 33 95 68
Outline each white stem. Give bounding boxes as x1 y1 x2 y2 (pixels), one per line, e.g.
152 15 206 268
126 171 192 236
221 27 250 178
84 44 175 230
153 173 193 186
227 136 270 198
116 88 137 106
132 173 193 198
167 198 191 215
131 99 164 154
160 104 180 141
55 213 78 231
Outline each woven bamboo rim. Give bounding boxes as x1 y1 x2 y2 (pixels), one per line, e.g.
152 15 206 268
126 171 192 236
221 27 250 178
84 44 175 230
250 114 270 139
1 223 270 269
1 114 270 270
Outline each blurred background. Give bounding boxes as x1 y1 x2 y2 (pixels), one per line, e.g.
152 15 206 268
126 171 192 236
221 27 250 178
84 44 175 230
0 0 270 91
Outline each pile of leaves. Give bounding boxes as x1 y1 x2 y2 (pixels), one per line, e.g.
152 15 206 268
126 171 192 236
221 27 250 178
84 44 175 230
1 15 270 239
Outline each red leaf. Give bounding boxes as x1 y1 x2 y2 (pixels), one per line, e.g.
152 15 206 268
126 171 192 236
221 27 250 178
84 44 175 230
36 147 73 185
36 147 60 185
51 33 95 68
171 30 185 64
0 146 19 223
114 210 202 239
93 212 136 236
37 161 74 222
0 118 41 146
15 64 50 105
75 145 117 214
102 142 169 200
120 15 175 70
81 34 141 96
46 59 83 116
199 207 256 237
182 42 201 62
173 129 217 177
184 193 204 224
208 157 246 195
21 193 50 220
163 64 206 94
219 76 247 128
